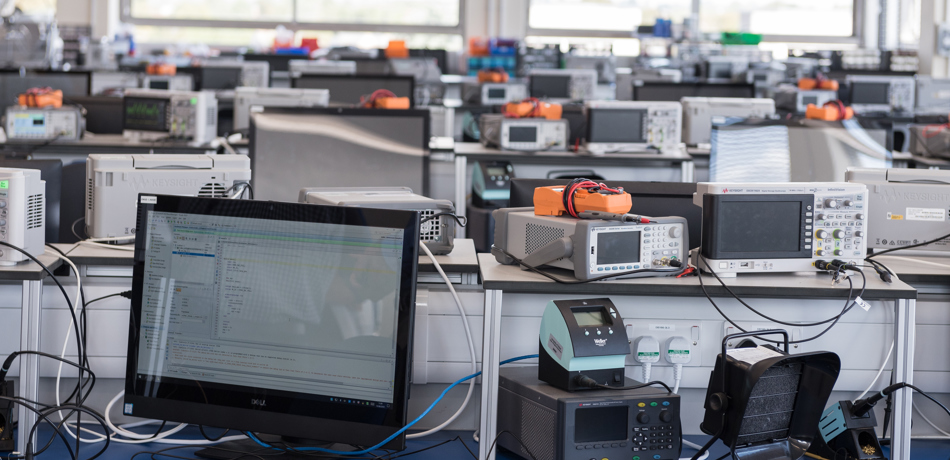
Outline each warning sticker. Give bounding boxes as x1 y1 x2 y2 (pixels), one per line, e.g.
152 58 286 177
547 334 563 360
906 207 946 222
886 212 904 220
726 346 782 365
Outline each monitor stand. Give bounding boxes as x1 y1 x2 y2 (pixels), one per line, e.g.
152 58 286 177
195 436 363 460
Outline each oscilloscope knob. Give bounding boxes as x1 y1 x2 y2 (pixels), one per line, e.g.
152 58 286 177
834 249 844 256
824 199 838 208
833 229 845 239
815 230 829 239
855 230 865 237
669 227 682 238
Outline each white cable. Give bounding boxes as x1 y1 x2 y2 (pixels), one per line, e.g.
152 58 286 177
672 363 683 394
79 240 135 251
680 438 710 460
642 362 652 383
43 248 83 426
913 400 950 438
406 242 478 439
856 340 894 401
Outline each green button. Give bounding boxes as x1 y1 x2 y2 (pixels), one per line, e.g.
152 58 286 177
633 456 641 460
0 180 7 189
650 402 658 407
190 97 198 105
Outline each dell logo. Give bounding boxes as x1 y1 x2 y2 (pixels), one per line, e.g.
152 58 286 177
251 399 267 407
594 339 607 347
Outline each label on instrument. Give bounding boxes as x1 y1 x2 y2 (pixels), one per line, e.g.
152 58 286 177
856 296 872 312
726 346 782 365
140 195 157 204
906 207 946 222
547 334 563 360
649 324 675 331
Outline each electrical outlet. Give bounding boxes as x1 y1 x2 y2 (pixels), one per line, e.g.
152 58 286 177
624 320 702 367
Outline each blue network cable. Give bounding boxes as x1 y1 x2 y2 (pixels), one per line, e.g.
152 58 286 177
246 354 539 456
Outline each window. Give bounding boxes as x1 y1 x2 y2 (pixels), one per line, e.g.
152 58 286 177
122 0 463 46
699 0 854 37
898 0 920 49
15 0 55 16
528 0 692 34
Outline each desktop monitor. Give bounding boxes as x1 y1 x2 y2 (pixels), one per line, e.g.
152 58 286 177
632 82 755 101
509 178 702 250
70 96 124 134
125 194 420 456
291 75 415 107
249 107 430 201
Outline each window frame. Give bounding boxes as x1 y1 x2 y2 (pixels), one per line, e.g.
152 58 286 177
525 0 863 44
120 0 466 36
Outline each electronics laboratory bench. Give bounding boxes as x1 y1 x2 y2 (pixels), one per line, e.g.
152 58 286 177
0 133 215 156
475 253 920 460
450 142 696 238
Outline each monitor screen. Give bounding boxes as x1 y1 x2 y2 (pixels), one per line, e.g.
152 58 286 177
716 200 802 253
201 67 243 90
851 82 890 105
125 195 419 450
633 83 755 101
249 108 429 201
587 109 646 143
293 75 414 106
530 75 572 99
149 80 169 90
123 97 168 132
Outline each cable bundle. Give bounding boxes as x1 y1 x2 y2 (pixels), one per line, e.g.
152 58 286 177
360 89 398 108
561 178 624 218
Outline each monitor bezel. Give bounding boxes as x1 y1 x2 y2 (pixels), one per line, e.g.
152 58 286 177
124 194 420 450
290 74 416 107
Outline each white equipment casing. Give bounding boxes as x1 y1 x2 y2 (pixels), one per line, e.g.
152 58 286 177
427 106 455 139
584 100 681 154
5 106 84 140
140 75 194 91
85 154 251 239
528 68 598 102
481 83 527 105
846 168 950 253
203 60 270 88
479 114 569 151
491 208 688 280
233 87 330 131
299 186 455 255
915 76 950 115
289 60 357 77
846 75 915 114
122 89 218 146
680 97 775 146
693 182 869 275
0 168 44 265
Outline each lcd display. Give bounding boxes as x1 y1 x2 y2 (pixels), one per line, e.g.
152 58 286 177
149 80 170 90
802 96 818 106
572 309 608 327
509 126 537 143
588 109 646 144
487 88 506 98
123 97 168 132
718 201 801 253
485 167 507 176
852 83 890 105
575 406 628 443
597 231 641 265
530 75 571 99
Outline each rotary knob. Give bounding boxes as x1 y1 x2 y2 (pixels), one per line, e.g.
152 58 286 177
659 410 673 423
669 227 682 238
834 249 844 256
816 249 826 256
817 213 827 220
637 412 651 424
833 229 846 239
843 200 854 207
855 230 865 237
816 230 829 239
855 213 865 220
824 199 838 208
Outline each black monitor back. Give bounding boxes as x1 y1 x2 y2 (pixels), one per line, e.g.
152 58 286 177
0 70 90 106
71 96 124 134
292 74 414 107
633 82 755 101
0 158 63 243
244 53 295 72
509 178 701 250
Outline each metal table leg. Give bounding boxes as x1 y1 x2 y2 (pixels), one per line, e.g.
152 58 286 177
17 279 42 453
478 289 503 460
890 298 916 460
454 154 468 239
681 160 695 183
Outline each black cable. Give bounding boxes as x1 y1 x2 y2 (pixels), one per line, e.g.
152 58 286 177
198 425 230 442
855 382 950 419
701 253 862 328
866 230 950 259
493 245 682 284
145 421 168 440
576 375 673 394
28 404 110 460
484 430 539 460
0 396 77 460
696 254 865 345
420 212 467 227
